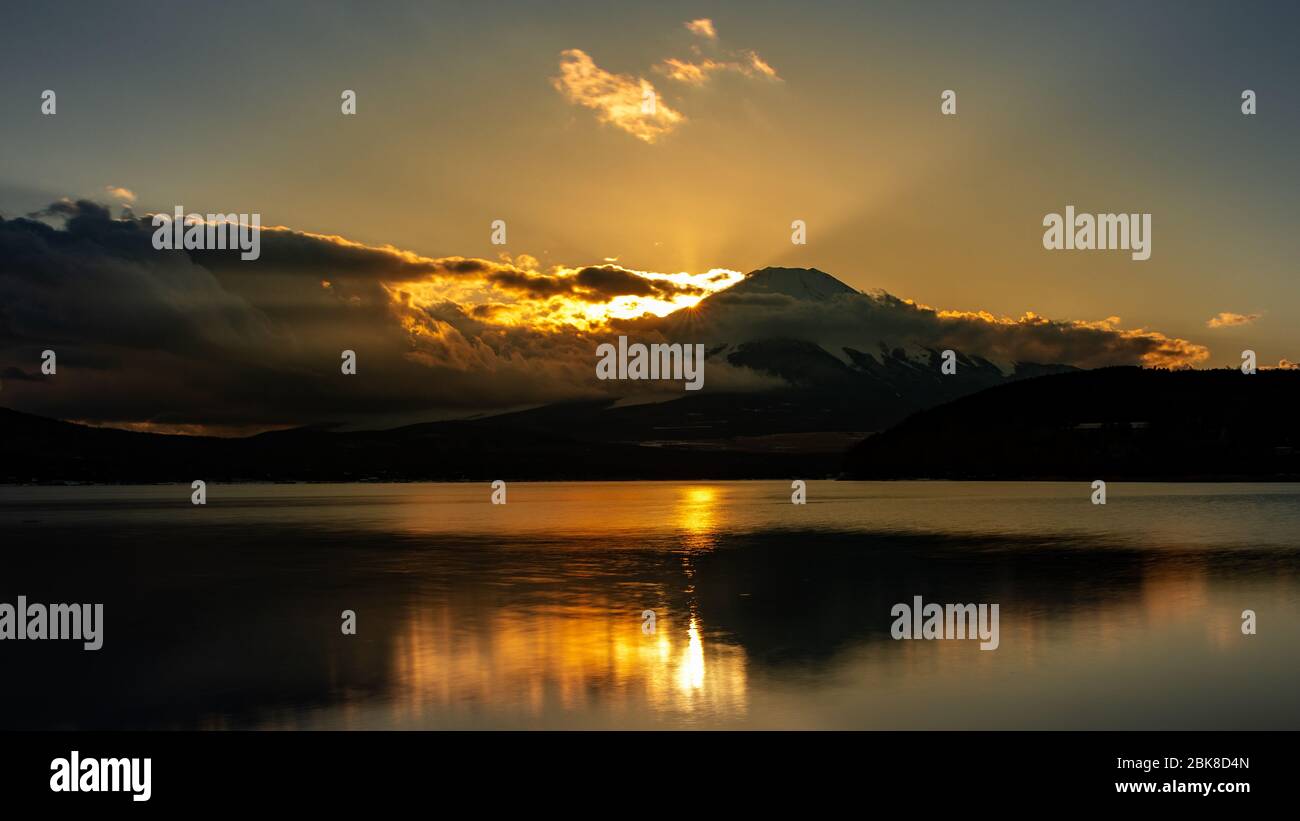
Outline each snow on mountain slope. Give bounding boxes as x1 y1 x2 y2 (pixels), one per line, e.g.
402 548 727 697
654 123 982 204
655 266 1073 393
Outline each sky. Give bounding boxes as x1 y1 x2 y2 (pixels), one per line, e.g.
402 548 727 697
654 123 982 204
1 1 1298 430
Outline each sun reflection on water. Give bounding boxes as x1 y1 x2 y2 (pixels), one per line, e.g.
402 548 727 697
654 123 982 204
678 615 707 691
676 485 722 550
385 601 747 727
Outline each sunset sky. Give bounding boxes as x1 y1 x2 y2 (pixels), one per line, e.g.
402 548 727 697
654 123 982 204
1 1 1298 429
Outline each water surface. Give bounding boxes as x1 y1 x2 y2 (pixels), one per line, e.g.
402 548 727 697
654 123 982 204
1 481 1297 729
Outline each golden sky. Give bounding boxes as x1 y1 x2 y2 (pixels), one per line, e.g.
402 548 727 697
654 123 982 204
2 3 1298 430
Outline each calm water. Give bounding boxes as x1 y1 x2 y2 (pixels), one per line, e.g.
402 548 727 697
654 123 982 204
1 481 1297 730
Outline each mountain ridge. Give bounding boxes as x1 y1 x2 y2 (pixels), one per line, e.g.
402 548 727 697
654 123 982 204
844 366 1300 480
0 265 1215 482
721 266 860 302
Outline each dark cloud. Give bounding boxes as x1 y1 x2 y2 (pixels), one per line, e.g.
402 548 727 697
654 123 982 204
665 279 1207 370
573 265 703 300
479 263 703 302
194 226 702 304
0 203 1208 432
0 201 723 429
482 268 575 298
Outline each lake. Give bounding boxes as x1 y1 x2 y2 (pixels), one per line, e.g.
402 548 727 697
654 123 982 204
1 481 1297 729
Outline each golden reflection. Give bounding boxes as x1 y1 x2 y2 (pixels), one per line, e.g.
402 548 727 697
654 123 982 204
676 485 722 550
385 482 736 542
387 600 747 726
677 615 707 691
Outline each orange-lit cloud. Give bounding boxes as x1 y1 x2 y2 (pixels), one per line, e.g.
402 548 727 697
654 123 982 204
933 309 1211 368
685 18 717 40
104 185 136 203
553 20 778 141
1206 311 1261 328
388 257 744 331
656 19 780 86
657 52 780 86
551 49 684 143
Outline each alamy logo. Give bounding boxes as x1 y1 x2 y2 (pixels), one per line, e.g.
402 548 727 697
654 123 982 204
50 751 151 802
0 596 103 650
1042 205 1151 260
596 336 705 391
151 206 261 260
891 596 999 650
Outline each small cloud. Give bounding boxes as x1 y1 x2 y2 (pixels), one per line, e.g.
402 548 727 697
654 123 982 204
745 52 779 79
658 51 780 85
658 58 709 85
657 20 779 87
551 49 685 143
511 253 541 271
104 185 136 203
685 19 717 40
1206 311 1261 328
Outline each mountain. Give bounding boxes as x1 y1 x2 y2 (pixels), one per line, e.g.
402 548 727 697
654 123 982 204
0 404 825 483
458 267 1076 452
10 366 1295 483
0 266 1107 482
710 266 859 302
626 266 1076 439
843 366 1300 480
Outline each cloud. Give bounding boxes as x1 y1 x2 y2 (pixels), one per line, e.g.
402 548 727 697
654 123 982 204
656 19 779 86
553 20 778 141
196 226 733 324
1206 311 1261 328
0 203 1210 432
685 19 717 40
929 309 1209 369
0 200 740 428
671 278 1210 371
485 264 705 301
551 49 684 143
104 185 136 203
656 52 780 85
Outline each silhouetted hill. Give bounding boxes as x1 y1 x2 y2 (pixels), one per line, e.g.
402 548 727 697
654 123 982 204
7 367 1298 482
0 405 832 483
844 367 1300 480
